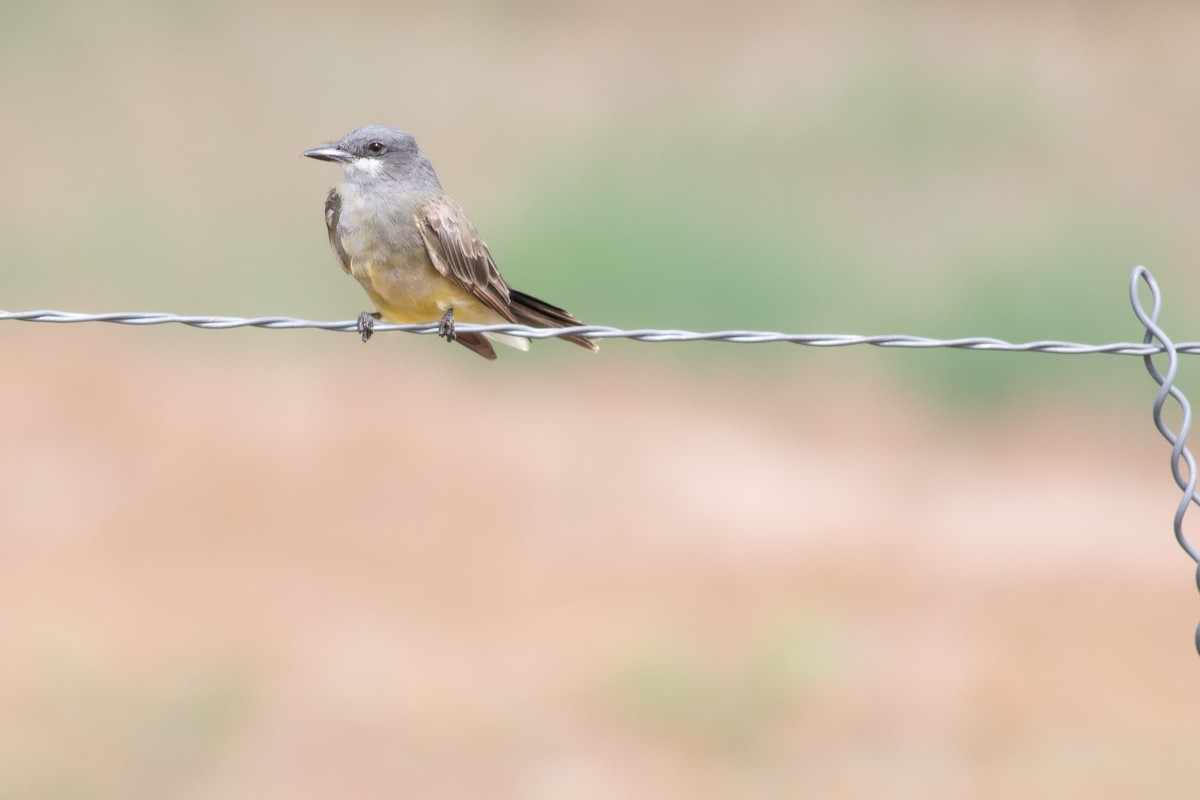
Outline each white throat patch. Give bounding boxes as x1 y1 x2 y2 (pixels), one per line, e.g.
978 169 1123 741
346 157 385 179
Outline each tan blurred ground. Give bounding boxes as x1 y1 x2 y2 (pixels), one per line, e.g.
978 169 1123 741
0 328 1197 799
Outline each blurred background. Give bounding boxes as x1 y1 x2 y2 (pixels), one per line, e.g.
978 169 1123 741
2 0 1200 797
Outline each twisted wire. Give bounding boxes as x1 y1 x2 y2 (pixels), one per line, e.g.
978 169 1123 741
2 307 1200 355
1129 266 1200 656
5 267 1200 655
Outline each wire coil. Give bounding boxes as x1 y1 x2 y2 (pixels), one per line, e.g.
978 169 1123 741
1129 267 1200 656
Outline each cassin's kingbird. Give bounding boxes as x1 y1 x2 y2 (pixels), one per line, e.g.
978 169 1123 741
303 125 598 359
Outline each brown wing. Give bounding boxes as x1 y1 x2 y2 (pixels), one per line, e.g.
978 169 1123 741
418 197 515 322
323 188 352 275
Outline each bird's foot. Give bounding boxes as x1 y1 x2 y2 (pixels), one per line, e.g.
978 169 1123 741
438 308 457 343
357 311 381 343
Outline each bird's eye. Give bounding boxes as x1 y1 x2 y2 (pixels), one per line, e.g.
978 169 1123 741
366 141 386 155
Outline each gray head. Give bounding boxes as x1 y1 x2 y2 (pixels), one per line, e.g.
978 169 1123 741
302 125 441 189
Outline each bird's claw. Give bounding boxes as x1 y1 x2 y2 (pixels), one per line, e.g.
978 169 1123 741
357 311 380 343
438 308 456 343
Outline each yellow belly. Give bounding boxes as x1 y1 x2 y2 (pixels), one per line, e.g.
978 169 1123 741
355 258 500 325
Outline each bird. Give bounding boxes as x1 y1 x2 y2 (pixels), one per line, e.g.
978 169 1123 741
302 125 598 359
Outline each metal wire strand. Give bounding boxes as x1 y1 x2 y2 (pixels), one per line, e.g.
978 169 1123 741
2 307 1200 356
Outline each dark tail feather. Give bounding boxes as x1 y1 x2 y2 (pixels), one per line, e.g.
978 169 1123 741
509 290 599 352
455 331 498 360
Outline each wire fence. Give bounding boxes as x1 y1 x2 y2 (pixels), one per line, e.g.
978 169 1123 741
3 266 1198 655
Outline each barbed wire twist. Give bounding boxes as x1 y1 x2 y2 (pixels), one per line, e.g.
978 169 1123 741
3 265 1199 654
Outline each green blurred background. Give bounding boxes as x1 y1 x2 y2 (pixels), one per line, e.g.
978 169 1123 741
4 2 1200 798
